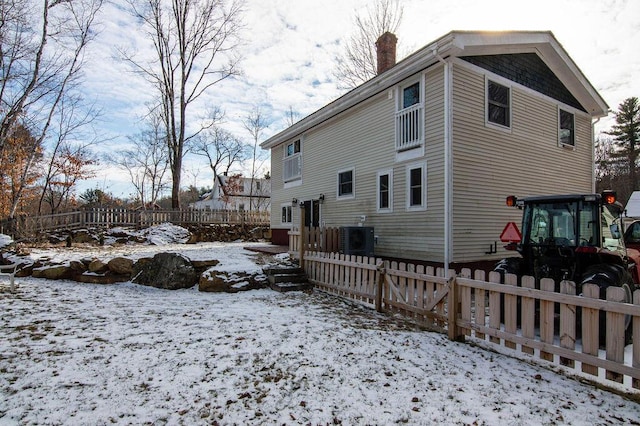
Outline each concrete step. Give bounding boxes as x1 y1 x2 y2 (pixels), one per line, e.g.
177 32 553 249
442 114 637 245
264 265 310 292
268 273 308 285
263 266 304 276
269 281 313 292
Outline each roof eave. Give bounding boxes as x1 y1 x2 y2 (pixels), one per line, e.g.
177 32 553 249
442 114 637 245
261 31 609 149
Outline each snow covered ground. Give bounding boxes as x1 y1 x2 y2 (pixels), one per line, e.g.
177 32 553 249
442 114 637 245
1 230 639 425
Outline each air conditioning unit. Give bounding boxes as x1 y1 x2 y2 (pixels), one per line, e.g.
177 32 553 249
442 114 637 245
340 226 375 256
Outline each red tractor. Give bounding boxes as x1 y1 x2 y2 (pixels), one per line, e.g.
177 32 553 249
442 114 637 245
494 191 639 341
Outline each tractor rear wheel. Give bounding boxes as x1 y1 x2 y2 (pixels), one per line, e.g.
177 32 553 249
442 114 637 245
579 264 633 345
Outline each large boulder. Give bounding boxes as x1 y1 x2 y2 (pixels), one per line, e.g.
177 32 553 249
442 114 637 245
107 257 134 275
88 259 108 273
132 252 198 290
32 265 73 280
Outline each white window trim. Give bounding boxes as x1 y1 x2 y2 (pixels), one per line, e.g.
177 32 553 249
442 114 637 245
485 76 512 133
405 162 427 211
283 138 303 183
377 169 393 213
337 167 355 200
396 77 424 111
280 203 293 226
394 74 426 155
558 106 576 150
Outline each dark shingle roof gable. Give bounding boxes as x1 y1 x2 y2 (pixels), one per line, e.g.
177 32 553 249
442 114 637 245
461 53 586 112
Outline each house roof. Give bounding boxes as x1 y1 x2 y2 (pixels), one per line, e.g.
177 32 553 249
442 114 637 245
261 30 609 150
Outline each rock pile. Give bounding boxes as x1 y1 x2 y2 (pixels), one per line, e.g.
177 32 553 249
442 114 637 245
8 253 269 292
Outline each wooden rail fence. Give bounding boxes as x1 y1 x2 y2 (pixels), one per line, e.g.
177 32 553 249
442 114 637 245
1 208 270 237
303 251 640 390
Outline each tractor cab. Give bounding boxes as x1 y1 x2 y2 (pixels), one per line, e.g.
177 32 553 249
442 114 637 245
503 191 640 287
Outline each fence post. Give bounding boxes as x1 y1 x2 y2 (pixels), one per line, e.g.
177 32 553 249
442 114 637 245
298 207 306 269
447 270 463 342
375 261 385 312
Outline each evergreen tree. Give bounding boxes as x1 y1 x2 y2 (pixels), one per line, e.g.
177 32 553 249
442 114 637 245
607 97 640 191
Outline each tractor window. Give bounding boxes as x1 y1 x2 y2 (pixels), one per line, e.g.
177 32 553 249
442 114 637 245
577 201 597 246
526 201 598 247
530 209 549 243
602 204 624 252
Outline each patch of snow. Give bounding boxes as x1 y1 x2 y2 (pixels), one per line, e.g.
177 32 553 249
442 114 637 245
0 234 12 249
134 223 191 245
1 234 639 424
1 275 639 424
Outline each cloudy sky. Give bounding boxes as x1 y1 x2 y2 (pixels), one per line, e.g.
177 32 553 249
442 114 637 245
80 0 640 198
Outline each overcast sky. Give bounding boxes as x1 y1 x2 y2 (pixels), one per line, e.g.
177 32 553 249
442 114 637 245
80 0 640 198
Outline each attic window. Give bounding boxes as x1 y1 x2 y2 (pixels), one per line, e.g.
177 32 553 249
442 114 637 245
559 109 575 147
487 79 511 129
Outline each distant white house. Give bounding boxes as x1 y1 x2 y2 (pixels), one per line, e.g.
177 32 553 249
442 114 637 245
189 174 271 212
625 191 640 218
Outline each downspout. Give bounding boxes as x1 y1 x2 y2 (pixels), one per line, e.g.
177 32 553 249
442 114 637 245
591 116 601 193
433 48 453 272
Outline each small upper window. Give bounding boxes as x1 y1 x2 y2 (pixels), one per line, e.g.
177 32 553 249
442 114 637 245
559 109 575 146
402 82 420 109
337 168 355 199
286 139 301 157
284 139 302 182
487 80 510 128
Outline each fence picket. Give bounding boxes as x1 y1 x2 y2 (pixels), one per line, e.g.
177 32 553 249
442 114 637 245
415 265 425 323
605 286 625 383
539 278 555 362
488 271 501 345
473 270 486 340
559 280 576 368
504 273 518 349
459 268 472 337
634 290 640 390
521 276 535 355
581 284 599 376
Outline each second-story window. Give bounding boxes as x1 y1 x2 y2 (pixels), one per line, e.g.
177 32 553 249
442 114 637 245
283 139 302 182
395 79 424 152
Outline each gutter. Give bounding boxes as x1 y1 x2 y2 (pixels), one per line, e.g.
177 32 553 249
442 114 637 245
261 34 457 150
591 115 604 193
433 48 453 272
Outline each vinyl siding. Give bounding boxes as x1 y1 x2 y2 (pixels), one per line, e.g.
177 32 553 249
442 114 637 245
270 59 595 265
450 61 594 263
270 66 447 262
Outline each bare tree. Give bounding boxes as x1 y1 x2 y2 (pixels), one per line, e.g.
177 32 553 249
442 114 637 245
193 126 248 184
242 105 269 211
285 105 300 127
121 0 244 209
111 112 170 209
0 0 104 216
333 0 403 89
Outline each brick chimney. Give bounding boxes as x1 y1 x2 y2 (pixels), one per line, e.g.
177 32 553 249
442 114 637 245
375 32 397 75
